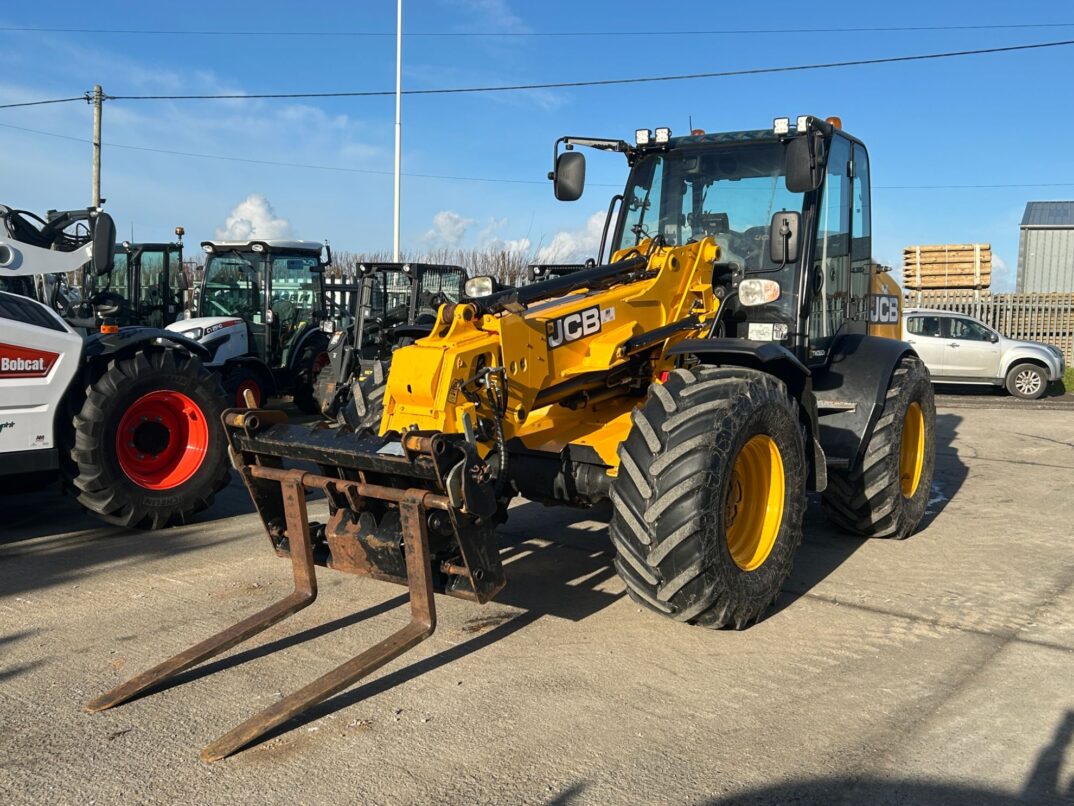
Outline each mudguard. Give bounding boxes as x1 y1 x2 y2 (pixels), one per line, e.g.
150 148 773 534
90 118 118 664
84 327 211 362
811 333 914 472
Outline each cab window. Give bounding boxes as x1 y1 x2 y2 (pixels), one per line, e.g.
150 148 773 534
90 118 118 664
907 315 942 338
808 134 852 348
947 317 994 342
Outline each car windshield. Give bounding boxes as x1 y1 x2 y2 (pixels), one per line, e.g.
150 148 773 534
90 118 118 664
613 142 804 273
200 251 262 319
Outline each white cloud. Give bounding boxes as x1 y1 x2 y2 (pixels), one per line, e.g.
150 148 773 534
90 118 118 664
215 194 293 240
423 210 476 247
475 217 531 254
536 211 606 263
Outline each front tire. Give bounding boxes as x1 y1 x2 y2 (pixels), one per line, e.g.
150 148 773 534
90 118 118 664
1005 362 1047 400
822 354 935 538
66 349 231 529
609 367 806 629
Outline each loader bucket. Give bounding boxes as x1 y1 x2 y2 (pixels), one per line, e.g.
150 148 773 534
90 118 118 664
86 406 505 761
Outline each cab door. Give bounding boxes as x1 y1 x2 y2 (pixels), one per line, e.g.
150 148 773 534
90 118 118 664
943 315 1002 379
904 314 946 377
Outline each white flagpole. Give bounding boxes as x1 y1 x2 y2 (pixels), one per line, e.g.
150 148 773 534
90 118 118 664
392 0 403 262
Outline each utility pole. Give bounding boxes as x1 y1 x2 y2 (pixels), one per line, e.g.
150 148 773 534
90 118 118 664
392 0 403 261
90 85 103 208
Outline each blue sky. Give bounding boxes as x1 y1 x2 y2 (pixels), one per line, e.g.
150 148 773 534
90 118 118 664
2 0 1073 290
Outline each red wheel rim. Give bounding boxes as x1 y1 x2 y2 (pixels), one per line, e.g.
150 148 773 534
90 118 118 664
235 379 262 408
114 391 210 490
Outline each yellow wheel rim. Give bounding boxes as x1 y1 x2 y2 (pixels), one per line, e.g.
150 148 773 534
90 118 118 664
725 434 785 572
899 402 925 499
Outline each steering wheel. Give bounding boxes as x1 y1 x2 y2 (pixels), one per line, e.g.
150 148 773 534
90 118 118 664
270 297 298 329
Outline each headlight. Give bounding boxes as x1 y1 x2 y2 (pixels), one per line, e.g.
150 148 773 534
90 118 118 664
738 279 781 306
183 326 204 340
464 276 496 298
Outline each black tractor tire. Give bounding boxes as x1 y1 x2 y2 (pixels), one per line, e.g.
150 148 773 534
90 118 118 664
1005 362 1048 400
609 366 806 629
340 373 387 432
65 349 231 529
292 341 330 415
222 363 268 408
822 354 936 539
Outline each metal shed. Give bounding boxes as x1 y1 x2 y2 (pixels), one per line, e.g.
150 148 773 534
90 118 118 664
1017 201 1074 292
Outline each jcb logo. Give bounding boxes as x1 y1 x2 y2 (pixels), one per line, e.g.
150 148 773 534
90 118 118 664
547 306 603 349
869 295 900 325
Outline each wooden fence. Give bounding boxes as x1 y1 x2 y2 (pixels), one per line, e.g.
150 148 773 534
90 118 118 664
904 290 1074 362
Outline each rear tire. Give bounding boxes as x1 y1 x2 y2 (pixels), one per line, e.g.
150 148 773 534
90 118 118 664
822 354 935 538
222 363 266 408
609 366 806 629
293 342 330 415
1005 362 1047 400
66 349 231 529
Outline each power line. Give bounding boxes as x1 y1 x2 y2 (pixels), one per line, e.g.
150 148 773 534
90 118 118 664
2 23 1074 37
102 39 1074 101
5 39 1073 109
3 120 1073 191
0 96 85 109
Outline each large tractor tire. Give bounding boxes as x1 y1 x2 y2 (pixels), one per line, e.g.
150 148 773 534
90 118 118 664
292 341 330 415
609 366 806 629
822 354 935 539
66 349 231 529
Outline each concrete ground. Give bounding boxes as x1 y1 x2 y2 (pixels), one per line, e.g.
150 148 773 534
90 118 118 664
2 403 1073 805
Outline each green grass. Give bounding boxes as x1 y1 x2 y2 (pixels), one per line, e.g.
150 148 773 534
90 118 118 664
1061 367 1074 395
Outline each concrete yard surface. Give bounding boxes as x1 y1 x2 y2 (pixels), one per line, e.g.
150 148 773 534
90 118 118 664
2 405 1073 804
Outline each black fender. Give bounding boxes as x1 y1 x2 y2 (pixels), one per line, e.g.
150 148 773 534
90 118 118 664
811 333 914 473
666 338 827 490
83 326 211 364
286 325 330 374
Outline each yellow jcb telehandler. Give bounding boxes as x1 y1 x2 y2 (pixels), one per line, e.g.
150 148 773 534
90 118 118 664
87 116 935 760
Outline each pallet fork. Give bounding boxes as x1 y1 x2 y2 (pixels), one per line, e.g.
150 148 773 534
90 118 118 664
86 405 504 761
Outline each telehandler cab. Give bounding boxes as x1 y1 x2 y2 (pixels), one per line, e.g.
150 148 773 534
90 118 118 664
89 116 935 760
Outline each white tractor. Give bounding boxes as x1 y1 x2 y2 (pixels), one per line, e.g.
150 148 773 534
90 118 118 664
167 240 335 412
0 205 230 528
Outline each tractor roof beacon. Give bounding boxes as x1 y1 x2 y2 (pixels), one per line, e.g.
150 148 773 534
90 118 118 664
88 117 937 760
0 204 230 528
314 261 468 429
166 239 336 412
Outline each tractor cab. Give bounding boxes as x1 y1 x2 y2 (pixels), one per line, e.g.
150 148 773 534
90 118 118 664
549 117 890 371
101 233 186 328
168 239 333 411
313 262 467 428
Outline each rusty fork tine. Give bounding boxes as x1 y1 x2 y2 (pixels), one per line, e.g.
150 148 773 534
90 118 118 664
199 495 437 762
85 472 318 714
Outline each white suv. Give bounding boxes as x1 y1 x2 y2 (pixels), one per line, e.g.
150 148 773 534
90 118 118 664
902 309 1064 399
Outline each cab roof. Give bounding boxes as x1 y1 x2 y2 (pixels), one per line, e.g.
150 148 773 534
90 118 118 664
202 239 325 254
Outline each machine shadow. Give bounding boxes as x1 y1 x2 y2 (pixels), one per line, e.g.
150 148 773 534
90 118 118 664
706 711 1073 804
763 411 967 619
242 510 624 750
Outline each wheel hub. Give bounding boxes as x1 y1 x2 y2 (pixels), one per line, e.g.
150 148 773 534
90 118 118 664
115 391 210 490
899 402 925 499
1015 370 1041 396
724 434 785 572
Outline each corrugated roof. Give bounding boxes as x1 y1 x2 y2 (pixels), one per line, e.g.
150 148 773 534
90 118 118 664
1020 201 1074 228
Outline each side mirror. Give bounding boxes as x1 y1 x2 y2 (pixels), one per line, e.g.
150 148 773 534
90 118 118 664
990 332 999 343
91 213 116 276
178 271 189 291
768 211 801 265
323 243 333 267
552 151 586 201
785 135 825 193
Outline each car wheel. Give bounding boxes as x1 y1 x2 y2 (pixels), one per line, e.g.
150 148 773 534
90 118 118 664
1005 363 1047 400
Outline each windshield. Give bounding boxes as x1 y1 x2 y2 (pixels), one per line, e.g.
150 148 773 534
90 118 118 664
200 251 262 319
613 142 804 273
